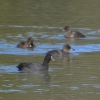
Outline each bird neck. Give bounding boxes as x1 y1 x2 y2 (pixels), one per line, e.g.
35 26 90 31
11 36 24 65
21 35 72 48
66 29 72 34
42 57 51 70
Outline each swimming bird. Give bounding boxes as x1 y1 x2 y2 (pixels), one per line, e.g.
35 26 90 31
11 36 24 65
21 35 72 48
17 37 35 48
17 53 54 72
47 44 74 56
62 26 85 38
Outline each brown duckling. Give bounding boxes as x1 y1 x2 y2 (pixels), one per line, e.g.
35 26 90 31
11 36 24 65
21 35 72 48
47 44 74 56
17 53 54 72
62 26 85 38
17 37 35 48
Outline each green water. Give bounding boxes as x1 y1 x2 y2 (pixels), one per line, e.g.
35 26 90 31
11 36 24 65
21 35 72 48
0 0 100 100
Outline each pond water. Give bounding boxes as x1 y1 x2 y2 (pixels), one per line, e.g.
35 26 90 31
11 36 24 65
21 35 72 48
0 0 100 100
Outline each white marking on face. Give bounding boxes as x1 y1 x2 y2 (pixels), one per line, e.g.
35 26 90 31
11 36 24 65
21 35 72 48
51 56 55 61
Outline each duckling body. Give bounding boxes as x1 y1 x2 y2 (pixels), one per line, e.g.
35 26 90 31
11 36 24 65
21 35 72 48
17 37 35 48
63 26 85 38
47 45 74 56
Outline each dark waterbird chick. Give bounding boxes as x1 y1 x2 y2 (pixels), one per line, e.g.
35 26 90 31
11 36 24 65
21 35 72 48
17 53 54 72
62 26 85 38
47 44 74 56
17 37 35 48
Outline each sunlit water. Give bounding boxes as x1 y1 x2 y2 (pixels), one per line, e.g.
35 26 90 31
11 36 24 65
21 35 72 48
0 0 100 100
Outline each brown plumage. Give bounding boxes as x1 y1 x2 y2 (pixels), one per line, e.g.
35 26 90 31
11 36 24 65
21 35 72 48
47 44 74 56
62 26 85 38
17 37 35 48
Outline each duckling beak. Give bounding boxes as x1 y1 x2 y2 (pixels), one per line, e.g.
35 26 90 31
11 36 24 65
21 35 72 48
51 56 55 61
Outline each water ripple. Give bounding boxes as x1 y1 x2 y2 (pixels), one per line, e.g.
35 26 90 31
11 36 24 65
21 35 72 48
0 89 25 93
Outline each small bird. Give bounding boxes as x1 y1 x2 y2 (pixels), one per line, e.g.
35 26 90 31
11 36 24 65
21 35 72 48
47 44 74 56
17 37 35 48
17 53 54 72
62 26 85 38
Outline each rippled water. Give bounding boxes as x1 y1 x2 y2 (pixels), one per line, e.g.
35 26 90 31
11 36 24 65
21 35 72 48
0 0 100 100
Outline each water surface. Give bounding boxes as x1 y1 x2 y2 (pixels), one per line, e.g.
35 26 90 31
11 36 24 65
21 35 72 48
0 0 100 100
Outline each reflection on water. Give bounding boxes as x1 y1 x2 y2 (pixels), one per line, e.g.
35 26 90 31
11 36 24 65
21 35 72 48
0 0 100 100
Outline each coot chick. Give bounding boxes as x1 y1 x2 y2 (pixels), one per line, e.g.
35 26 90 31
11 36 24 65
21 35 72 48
17 53 54 72
17 37 35 48
62 26 85 38
47 44 74 56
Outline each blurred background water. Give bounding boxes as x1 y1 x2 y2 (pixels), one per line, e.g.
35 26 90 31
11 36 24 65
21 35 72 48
0 0 100 100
